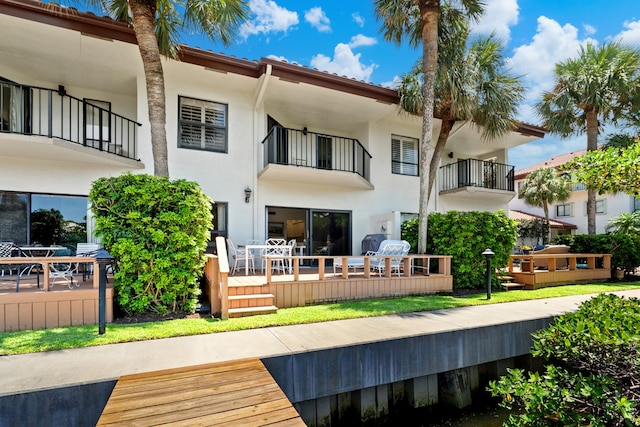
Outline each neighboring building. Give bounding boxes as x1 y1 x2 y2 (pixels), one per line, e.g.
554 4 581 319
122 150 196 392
0 0 545 256
511 149 640 236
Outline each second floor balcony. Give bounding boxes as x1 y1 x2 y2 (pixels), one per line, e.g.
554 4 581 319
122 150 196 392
1 80 141 165
259 126 373 189
439 159 515 201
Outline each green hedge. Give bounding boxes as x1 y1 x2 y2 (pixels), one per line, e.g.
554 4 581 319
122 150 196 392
89 173 213 315
402 211 518 289
554 233 640 274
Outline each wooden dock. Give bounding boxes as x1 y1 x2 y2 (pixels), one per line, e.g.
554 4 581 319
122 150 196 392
97 358 305 426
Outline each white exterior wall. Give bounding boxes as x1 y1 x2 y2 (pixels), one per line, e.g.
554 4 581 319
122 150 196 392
0 6 543 254
511 178 637 235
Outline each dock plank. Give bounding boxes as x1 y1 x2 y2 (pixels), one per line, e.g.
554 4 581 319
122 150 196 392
97 358 305 427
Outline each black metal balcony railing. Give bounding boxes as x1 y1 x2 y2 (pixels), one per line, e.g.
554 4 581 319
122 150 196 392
439 159 515 192
261 126 372 182
0 80 140 160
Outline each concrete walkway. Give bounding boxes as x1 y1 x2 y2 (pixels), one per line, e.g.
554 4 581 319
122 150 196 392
2 289 639 397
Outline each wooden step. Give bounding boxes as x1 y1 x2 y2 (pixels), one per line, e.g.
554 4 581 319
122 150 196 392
501 282 525 291
228 284 270 296
228 305 278 318
228 293 275 309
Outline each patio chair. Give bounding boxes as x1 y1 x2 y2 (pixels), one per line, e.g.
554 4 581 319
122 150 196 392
370 243 408 277
75 243 101 281
0 241 18 277
261 238 289 274
227 239 254 275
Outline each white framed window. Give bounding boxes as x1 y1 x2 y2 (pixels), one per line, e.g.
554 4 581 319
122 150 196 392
556 203 572 217
391 135 418 176
583 199 606 215
178 96 227 152
634 197 640 211
517 181 524 199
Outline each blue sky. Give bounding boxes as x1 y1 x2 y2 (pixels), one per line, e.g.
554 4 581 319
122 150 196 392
182 1 640 170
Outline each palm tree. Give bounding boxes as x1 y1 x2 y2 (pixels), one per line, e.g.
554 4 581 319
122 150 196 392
605 211 640 235
397 26 524 200
82 0 250 177
536 42 640 235
374 0 483 254
519 168 571 244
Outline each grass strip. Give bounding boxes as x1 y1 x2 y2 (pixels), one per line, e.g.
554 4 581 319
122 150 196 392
1 283 639 355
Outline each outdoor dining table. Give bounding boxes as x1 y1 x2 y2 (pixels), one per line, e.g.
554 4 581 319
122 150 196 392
243 243 295 275
13 246 66 276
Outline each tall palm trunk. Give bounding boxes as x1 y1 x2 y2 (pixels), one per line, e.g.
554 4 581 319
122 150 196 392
417 0 439 254
129 0 170 177
427 117 454 200
585 109 598 235
542 199 551 244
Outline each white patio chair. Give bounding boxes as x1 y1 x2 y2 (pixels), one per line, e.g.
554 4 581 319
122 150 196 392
75 243 101 281
370 243 407 277
262 238 288 274
49 261 79 289
227 239 254 275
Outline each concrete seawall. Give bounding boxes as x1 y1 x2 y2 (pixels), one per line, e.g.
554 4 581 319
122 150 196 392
2 291 638 426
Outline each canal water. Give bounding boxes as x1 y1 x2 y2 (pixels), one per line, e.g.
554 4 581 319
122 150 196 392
381 392 513 427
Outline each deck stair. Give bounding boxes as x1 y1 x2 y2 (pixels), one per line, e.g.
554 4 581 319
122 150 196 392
498 274 525 291
227 283 277 318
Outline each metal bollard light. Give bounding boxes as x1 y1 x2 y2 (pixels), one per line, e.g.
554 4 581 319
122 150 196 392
94 247 113 335
482 248 495 300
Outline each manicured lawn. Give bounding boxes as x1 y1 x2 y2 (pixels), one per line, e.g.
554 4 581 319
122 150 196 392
1 283 639 355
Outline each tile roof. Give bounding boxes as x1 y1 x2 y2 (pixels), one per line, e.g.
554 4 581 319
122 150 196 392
514 149 587 179
509 210 577 229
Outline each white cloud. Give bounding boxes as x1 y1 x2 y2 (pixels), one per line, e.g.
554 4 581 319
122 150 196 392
304 7 331 33
348 34 377 49
266 54 288 62
583 24 597 36
508 16 597 101
509 135 585 170
310 43 376 81
471 0 519 41
614 20 640 46
352 12 365 27
380 76 402 89
240 0 299 39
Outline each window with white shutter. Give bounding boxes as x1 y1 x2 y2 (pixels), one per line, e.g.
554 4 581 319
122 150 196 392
178 96 227 153
391 135 418 176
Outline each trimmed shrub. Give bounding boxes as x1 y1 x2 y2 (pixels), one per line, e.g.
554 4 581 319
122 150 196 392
89 173 213 315
402 211 518 289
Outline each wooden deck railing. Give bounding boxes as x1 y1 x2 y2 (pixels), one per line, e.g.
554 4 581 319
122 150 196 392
0 256 99 291
509 253 611 273
508 253 611 289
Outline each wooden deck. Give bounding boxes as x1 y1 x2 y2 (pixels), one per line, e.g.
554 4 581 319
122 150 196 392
97 358 305 427
0 272 114 332
509 253 611 289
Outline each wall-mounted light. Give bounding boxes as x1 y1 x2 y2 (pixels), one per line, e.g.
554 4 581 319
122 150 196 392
448 152 454 158
58 85 66 96
302 127 308 135
244 186 252 203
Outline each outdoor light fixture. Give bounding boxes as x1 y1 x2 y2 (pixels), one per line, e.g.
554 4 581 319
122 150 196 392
448 152 454 158
302 126 308 135
244 186 252 203
482 248 495 300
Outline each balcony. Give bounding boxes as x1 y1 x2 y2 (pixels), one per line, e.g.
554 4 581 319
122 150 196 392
439 159 515 201
0 80 141 165
259 126 373 189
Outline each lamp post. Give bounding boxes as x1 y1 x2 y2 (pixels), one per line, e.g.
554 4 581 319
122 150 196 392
95 247 113 335
482 248 495 300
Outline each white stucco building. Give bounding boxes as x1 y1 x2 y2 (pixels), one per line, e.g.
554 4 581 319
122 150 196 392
0 0 546 256
511 149 640 237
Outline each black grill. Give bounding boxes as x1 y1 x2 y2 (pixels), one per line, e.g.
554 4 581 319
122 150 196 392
361 234 386 254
